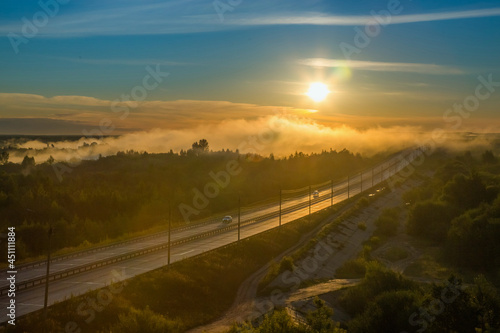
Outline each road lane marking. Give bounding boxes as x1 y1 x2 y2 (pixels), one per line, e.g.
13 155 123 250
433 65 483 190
17 303 44 307
175 250 194 256
62 281 104 285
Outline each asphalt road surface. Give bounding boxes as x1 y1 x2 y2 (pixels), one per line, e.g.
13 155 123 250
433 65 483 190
0 149 419 323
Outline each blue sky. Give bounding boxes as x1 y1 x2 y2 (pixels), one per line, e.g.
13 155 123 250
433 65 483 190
0 0 499 134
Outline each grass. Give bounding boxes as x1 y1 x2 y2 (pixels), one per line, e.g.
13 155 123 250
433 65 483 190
357 221 367 230
335 258 368 279
257 190 393 295
382 246 409 262
7 205 334 333
403 245 454 280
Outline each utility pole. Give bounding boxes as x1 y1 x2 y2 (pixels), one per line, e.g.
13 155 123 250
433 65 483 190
279 189 282 227
43 226 53 320
238 196 241 242
372 168 374 187
168 200 171 266
308 185 312 216
360 172 363 193
330 180 334 206
347 176 350 199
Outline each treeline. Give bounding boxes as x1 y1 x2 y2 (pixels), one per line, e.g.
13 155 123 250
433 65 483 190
0 144 376 260
341 262 500 333
333 150 500 332
404 150 500 272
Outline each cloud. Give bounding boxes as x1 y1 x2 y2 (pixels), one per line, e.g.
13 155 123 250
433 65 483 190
0 93 317 133
3 115 498 165
234 8 500 26
48 56 190 67
1 4 499 37
0 118 134 136
297 58 464 75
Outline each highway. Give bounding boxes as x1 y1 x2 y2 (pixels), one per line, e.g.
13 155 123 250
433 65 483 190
0 148 422 323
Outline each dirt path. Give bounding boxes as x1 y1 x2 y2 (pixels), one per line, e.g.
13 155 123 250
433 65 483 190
187 203 358 333
189 180 420 333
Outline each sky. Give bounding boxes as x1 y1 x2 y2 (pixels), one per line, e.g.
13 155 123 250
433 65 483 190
0 0 499 138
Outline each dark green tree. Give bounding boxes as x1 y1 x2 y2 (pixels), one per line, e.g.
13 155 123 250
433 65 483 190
306 297 344 333
21 155 35 168
426 276 477 333
192 139 209 152
407 201 454 241
482 150 497 164
0 151 8 165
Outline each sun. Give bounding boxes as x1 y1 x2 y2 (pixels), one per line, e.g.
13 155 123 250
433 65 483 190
306 82 330 102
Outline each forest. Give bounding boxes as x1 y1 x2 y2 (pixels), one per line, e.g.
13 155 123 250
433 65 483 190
238 149 500 333
0 139 382 260
405 150 500 272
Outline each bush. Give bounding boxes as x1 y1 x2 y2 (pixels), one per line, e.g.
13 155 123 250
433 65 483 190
407 200 454 242
348 290 422 333
110 307 181 333
382 246 408 262
339 262 417 316
279 256 295 274
335 258 367 279
375 208 400 237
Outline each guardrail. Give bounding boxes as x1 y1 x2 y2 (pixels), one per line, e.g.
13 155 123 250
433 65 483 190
0 211 234 274
0 194 323 296
2 152 404 274
0 149 419 296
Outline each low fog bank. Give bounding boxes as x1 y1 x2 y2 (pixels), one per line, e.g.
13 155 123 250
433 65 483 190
1 116 498 164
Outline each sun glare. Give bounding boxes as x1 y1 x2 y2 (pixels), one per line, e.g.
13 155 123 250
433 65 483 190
306 82 330 102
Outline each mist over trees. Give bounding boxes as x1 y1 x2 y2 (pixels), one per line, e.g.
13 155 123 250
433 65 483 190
0 142 376 260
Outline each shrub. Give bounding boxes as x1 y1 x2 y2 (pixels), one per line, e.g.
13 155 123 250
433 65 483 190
336 258 367 279
357 221 367 230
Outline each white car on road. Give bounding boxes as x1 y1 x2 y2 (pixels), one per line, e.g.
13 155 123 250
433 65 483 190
222 216 233 224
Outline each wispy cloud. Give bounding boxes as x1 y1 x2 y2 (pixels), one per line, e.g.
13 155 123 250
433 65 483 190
297 58 464 75
1 5 499 37
0 93 317 131
234 8 500 26
48 56 190 67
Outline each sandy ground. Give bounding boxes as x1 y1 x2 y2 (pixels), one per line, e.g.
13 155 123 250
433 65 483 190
188 179 421 333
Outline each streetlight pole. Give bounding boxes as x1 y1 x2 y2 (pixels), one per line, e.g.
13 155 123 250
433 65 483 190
372 168 374 188
238 196 241 242
360 172 363 193
308 185 311 216
279 189 282 227
347 176 350 199
330 180 333 207
168 197 172 266
43 226 53 320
